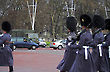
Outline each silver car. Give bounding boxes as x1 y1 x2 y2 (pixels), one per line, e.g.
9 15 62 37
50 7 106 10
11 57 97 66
50 40 66 50
38 38 47 47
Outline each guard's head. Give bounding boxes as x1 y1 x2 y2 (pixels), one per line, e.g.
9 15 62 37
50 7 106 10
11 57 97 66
105 19 110 31
2 21 11 33
93 15 105 29
80 14 92 28
66 16 77 32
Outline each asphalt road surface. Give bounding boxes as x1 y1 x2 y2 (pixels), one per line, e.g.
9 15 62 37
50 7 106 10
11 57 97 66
0 48 65 72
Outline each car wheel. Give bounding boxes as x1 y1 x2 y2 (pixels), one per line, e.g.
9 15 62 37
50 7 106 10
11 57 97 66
58 45 63 50
32 46 36 50
13 45 16 50
43 44 46 47
28 48 31 50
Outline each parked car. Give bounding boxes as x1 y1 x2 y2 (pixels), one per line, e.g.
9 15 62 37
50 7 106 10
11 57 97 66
38 38 47 47
50 40 66 50
10 37 39 50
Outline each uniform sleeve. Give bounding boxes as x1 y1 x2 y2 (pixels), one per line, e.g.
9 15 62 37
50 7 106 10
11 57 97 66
103 39 110 48
96 35 104 44
70 44 78 49
68 33 86 50
92 33 104 47
66 38 70 45
102 35 110 48
78 34 85 47
72 34 86 49
0 35 6 44
100 36 104 43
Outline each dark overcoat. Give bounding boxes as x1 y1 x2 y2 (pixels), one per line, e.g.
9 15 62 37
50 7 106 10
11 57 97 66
92 32 105 71
69 30 96 72
57 32 78 71
102 33 110 72
0 33 13 66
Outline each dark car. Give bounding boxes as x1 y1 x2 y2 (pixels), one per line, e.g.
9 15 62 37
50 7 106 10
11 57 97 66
10 37 39 50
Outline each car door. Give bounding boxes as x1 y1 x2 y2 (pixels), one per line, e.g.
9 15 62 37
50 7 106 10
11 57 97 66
24 41 30 48
16 38 25 48
24 39 31 48
15 42 25 48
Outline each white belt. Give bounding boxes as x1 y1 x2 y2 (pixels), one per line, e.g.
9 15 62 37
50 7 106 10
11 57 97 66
97 44 102 57
109 46 110 58
83 46 89 60
3 44 5 47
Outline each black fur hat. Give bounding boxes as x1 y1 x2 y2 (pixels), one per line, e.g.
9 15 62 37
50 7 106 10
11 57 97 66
2 21 11 33
105 19 110 30
93 15 105 28
80 14 92 28
66 16 77 32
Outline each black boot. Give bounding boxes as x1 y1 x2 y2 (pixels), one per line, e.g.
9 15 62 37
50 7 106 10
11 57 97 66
60 71 67 72
99 71 104 72
9 66 13 72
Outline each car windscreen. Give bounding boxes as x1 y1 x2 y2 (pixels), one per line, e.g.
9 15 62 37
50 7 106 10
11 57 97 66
11 38 16 42
39 39 44 42
17 38 24 42
11 37 23 42
61 40 66 43
27 39 32 43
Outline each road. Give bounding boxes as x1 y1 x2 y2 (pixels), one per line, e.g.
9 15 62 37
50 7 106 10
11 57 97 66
0 48 65 72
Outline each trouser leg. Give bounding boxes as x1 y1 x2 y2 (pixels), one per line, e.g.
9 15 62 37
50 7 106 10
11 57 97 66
9 66 13 72
60 71 66 72
60 71 68 72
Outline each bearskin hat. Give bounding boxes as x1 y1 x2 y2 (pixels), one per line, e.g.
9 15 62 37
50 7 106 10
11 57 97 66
2 21 11 33
93 15 105 28
80 14 92 28
66 16 77 32
105 19 110 30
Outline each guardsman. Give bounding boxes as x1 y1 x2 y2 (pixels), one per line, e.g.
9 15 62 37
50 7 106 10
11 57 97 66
91 15 106 72
0 21 13 72
102 19 110 72
69 14 96 72
57 16 77 72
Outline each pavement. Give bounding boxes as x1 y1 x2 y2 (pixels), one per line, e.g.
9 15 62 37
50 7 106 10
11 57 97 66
0 48 65 72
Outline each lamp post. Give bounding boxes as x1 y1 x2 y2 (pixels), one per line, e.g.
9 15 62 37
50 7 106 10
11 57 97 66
65 1 69 17
27 0 37 30
104 0 108 18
